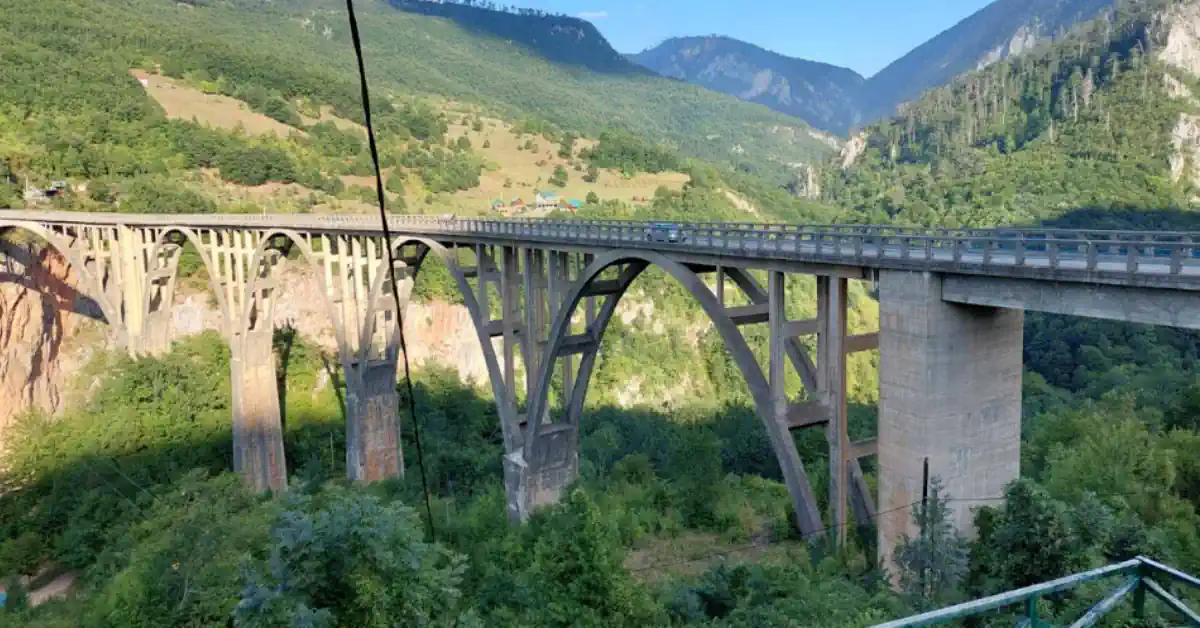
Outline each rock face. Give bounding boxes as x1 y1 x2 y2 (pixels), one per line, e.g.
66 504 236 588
0 243 97 427
170 263 491 385
1157 1 1200 77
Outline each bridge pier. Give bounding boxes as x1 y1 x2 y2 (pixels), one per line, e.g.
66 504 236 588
231 327 289 493
345 359 403 482
877 270 1023 573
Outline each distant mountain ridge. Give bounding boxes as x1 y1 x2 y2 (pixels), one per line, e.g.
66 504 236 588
629 36 866 136
389 0 646 74
863 0 1118 121
632 0 1119 134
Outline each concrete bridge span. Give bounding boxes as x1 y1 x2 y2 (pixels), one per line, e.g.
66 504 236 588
2 210 1198 564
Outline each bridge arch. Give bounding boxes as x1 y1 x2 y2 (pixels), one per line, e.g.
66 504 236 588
523 250 821 532
382 237 522 451
139 227 232 351
0 221 122 343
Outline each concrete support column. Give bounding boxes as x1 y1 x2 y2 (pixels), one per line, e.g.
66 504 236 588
818 275 850 546
231 328 288 493
768 271 825 538
117 225 148 353
877 270 1023 570
345 359 403 482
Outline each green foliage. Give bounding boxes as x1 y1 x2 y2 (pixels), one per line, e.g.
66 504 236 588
586 190 599 204
823 8 1188 226
892 475 968 607
395 143 481 193
582 130 681 175
558 132 576 158
234 487 471 627
549 165 568 187
4 573 28 614
215 143 296 186
385 173 406 196
118 177 215 213
583 164 600 183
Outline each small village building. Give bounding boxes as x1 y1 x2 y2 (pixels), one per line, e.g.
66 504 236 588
534 191 558 211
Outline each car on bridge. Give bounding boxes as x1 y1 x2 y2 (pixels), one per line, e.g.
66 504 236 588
645 222 686 244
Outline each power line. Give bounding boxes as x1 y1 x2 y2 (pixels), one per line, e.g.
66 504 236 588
343 0 436 541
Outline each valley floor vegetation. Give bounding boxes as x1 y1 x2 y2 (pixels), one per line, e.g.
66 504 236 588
0 312 1198 626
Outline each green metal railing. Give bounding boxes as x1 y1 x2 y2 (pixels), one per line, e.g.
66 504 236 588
874 556 1200 627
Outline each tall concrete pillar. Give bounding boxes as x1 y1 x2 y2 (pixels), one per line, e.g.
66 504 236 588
231 328 288 493
117 225 148 354
877 270 1023 571
345 359 403 482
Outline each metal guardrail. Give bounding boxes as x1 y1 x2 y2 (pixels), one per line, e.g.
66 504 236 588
873 556 1200 627
2 210 1199 284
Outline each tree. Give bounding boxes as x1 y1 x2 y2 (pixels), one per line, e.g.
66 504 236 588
583 165 599 183
558 132 576 158
455 135 472 151
586 191 599 204
233 489 471 627
4 573 28 614
385 174 406 197
549 166 568 187
982 479 1089 588
893 475 968 606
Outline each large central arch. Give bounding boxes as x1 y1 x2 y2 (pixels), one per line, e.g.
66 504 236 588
521 249 824 534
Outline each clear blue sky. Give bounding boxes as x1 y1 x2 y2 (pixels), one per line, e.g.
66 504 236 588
505 0 996 77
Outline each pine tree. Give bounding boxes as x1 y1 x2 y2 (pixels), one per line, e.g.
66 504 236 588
893 475 968 607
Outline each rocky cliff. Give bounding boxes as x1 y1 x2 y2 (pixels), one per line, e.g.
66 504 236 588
0 243 99 427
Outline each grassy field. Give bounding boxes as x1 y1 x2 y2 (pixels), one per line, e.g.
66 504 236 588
131 70 304 139
134 73 694 216
434 112 690 214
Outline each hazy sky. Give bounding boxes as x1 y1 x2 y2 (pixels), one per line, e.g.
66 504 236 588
503 0 996 77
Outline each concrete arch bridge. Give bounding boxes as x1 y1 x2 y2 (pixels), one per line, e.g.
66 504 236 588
3 210 1199 561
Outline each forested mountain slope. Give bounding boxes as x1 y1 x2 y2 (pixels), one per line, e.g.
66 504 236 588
822 0 1200 227
864 0 1118 121
630 0 1122 135
630 36 866 136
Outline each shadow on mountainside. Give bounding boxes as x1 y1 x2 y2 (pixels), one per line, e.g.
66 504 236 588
386 0 650 76
1038 207 1200 231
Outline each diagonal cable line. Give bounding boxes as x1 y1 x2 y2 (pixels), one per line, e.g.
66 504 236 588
343 0 436 541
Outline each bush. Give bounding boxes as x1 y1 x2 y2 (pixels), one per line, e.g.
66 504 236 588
215 144 296 186
120 178 215 213
234 488 471 627
549 166 568 187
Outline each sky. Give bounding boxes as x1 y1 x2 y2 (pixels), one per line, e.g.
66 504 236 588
504 0 996 78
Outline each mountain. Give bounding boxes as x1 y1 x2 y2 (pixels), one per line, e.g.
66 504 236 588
864 0 1119 120
0 0 836 200
630 36 866 136
821 0 1199 227
631 1 1119 133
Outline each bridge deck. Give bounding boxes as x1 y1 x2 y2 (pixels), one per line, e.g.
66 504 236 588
3 210 1199 291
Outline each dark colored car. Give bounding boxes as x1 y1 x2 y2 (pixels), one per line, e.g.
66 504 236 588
645 222 685 243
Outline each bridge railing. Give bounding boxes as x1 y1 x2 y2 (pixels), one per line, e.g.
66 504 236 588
4 211 1199 280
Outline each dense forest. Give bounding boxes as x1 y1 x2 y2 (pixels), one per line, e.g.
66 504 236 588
3 0 1200 625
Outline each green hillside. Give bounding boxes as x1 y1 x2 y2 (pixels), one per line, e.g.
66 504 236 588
0 0 831 188
822 2 1193 226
